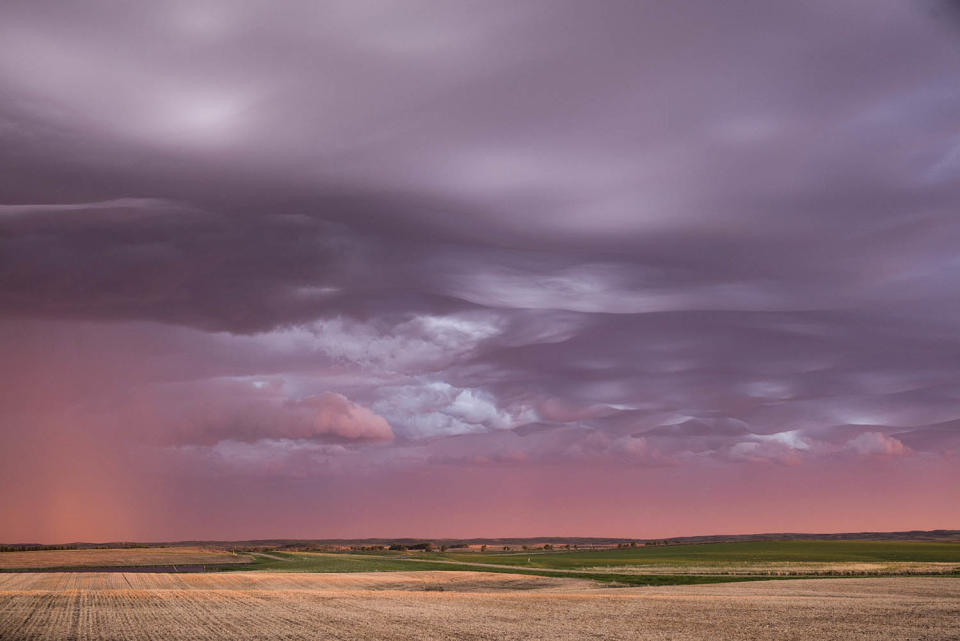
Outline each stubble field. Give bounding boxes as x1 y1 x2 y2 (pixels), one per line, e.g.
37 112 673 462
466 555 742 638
0 572 957 640
0 547 250 570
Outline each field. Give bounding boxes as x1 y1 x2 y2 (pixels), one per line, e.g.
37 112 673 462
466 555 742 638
4 541 958 582
232 551 768 586
2 541 958 639
0 547 251 570
431 540 960 576
8 540 957 580
1 572 957 640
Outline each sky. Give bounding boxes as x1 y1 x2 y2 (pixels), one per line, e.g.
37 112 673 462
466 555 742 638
1 0 959 544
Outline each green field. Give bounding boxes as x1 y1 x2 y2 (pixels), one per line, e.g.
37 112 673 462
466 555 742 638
433 541 960 569
5 540 956 587
222 540 960 586
230 552 768 586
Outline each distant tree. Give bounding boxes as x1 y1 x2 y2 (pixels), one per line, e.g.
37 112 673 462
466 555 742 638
408 542 435 551
543 544 553 550
521 545 529 550
439 544 447 552
480 544 487 552
503 546 511 551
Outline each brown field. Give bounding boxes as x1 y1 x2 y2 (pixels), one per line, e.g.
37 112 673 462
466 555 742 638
0 547 250 569
1 572 958 640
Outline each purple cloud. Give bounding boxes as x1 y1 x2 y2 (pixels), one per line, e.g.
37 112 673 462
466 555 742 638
1 0 959 540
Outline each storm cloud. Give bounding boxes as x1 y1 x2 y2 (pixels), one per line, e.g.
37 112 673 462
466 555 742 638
1 0 959 542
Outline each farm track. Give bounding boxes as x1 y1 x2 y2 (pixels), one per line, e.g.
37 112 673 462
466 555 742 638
0 573 958 640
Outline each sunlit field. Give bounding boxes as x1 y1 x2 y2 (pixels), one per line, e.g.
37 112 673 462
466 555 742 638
2 541 958 639
1 572 957 641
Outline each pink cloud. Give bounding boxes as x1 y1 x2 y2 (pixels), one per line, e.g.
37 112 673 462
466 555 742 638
143 382 394 445
290 392 393 441
847 432 911 458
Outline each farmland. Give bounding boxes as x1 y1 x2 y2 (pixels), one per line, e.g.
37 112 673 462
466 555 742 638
4 540 958 580
429 540 960 576
1 541 959 639
231 551 770 586
0 547 251 571
0 572 957 640
232 540 960 581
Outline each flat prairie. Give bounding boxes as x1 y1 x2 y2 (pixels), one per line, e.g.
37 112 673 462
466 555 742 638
0 572 957 640
0 547 249 570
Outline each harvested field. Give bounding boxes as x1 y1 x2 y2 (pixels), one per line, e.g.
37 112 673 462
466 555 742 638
0 547 250 570
0 571 589 593
0 572 957 640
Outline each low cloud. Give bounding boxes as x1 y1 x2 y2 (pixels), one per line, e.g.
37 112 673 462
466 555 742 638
149 382 393 445
847 432 911 458
372 381 524 439
288 393 394 441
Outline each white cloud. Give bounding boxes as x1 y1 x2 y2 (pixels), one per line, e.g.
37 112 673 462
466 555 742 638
727 430 810 464
372 381 519 439
249 313 501 373
752 430 810 450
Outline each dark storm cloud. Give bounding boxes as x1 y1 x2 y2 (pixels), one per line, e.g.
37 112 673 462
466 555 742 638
1 0 960 471
0 198 371 331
